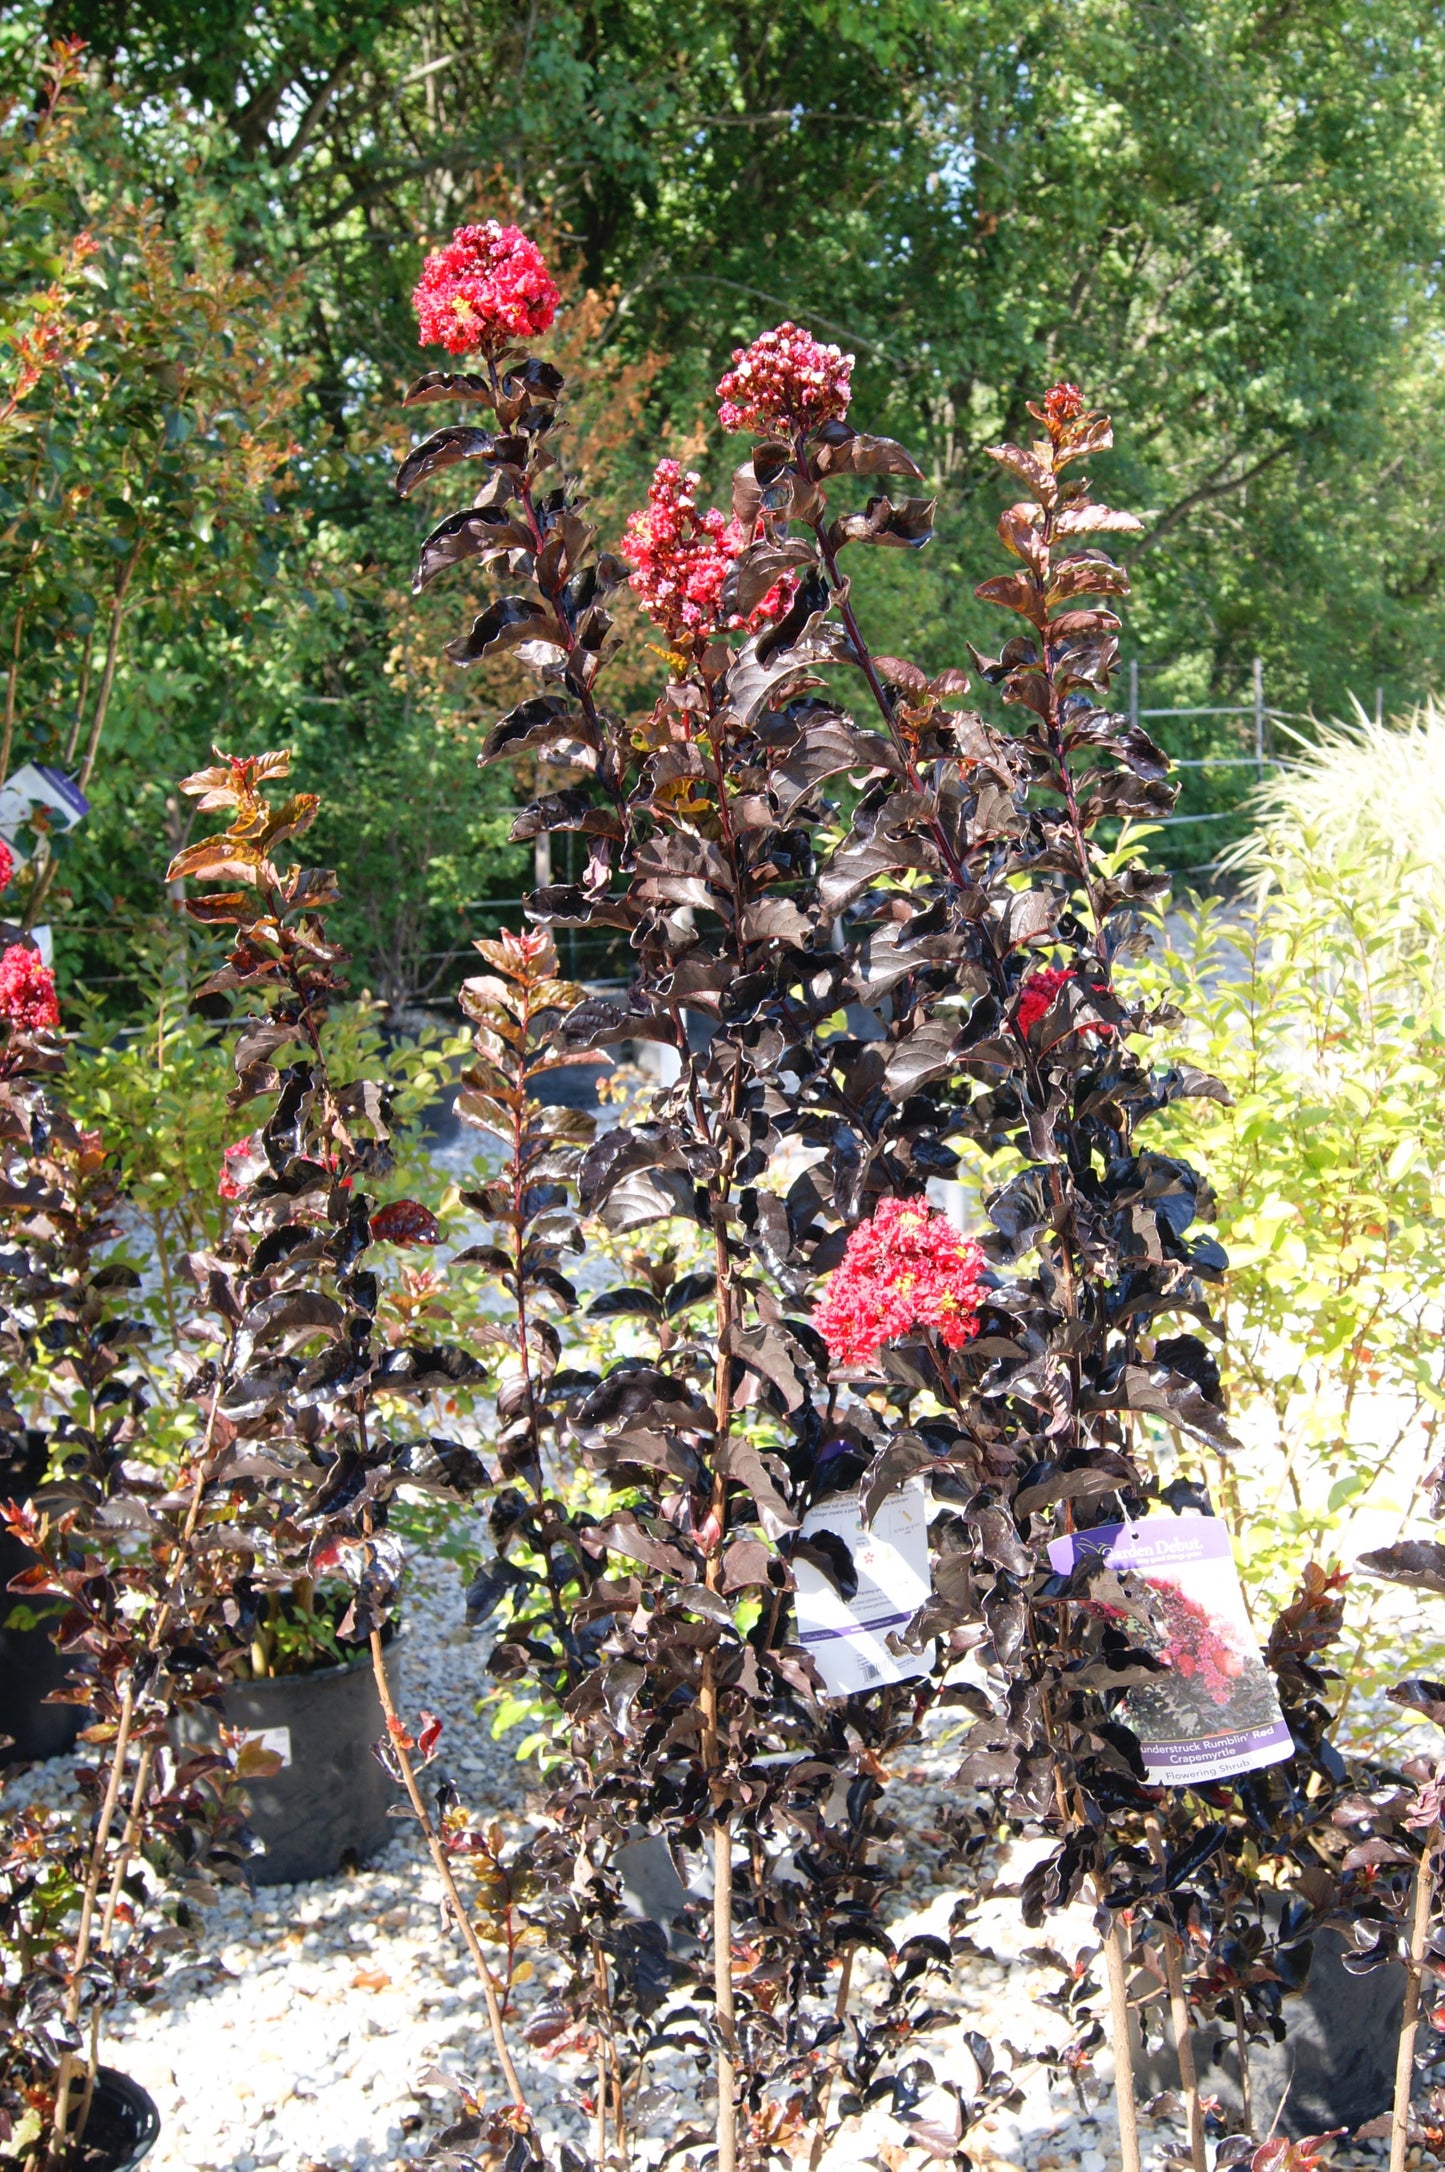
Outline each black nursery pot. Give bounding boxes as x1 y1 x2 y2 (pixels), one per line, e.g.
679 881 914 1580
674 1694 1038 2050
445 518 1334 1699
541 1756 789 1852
0 1451 85 1766
1137 1921 1405 2137
179 1637 403 1886
0 1522 84 1764
75 2067 161 2171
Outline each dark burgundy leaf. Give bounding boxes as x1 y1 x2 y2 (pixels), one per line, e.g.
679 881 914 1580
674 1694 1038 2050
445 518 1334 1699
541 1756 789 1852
370 1200 441 1248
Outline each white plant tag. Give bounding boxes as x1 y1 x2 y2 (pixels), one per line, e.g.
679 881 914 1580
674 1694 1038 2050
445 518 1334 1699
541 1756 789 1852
240 1725 292 1769
793 1478 934 1696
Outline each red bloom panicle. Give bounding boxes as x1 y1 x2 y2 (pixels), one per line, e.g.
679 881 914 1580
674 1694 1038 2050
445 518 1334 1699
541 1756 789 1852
0 839 13 894
0 945 58 1032
717 322 853 436
412 222 559 357
815 1196 986 1369
1042 380 1085 429
1149 1577 1246 1706
623 460 745 643
1015 965 1116 1041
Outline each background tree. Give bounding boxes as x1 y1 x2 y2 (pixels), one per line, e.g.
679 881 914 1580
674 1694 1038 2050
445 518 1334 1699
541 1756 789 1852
7 0 1445 989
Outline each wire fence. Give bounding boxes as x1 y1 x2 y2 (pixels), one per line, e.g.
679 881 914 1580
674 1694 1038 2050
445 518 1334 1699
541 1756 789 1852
63 662 1366 989
1128 657 1381 876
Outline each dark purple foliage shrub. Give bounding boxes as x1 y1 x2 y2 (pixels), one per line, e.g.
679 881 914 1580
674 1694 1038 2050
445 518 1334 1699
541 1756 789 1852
385 233 1383 2172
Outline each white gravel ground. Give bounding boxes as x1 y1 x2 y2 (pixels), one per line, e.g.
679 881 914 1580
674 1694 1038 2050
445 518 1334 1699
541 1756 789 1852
0 1535 1328 2172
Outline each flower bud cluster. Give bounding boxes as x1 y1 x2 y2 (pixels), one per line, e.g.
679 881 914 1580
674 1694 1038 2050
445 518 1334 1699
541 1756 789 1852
716 321 853 435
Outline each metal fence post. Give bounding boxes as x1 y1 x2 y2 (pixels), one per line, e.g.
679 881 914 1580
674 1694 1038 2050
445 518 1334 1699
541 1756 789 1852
1252 656 1265 773
1129 658 1139 734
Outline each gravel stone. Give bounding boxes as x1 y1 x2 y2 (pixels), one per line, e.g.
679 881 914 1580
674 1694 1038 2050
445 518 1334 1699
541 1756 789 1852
9 1532 1189 2171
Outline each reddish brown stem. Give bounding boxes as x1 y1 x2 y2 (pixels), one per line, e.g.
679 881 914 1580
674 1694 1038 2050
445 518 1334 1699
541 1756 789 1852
1390 1831 1436 2172
368 1629 532 2118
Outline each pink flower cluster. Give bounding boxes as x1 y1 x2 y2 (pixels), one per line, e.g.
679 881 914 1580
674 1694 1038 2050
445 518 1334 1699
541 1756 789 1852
0 944 59 1032
815 1196 986 1368
623 461 742 642
622 462 803 644
716 322 853 435
412 223 559 357
1015 965 1116 1040
0 839 13 893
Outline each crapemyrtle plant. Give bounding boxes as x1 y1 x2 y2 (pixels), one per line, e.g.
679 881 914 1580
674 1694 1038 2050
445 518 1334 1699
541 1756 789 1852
160 747 547 2120
393 229 1381 2172
0 940 258 2167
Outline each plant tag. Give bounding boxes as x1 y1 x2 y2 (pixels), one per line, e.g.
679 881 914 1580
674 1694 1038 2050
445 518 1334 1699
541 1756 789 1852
794 1479 934 1697
1046 1513 1292 1784
239 1724 292 1770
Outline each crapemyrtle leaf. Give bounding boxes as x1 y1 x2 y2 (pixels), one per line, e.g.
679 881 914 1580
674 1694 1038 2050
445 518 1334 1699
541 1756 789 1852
586 1287 665 1322
370 1200 441 1247
1359 1543 1445 1596
402 370 496 408
479 694 592 767
444 597 563 667
811 425 925 481
395 424 503 498
414 506 533 592
985 442 1057 506
390 1437 491 1497
665 1271 715 1316
1387 1680 1445 1725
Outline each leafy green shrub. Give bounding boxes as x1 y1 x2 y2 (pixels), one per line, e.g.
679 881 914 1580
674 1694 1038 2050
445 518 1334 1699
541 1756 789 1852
1139 830 1445 1736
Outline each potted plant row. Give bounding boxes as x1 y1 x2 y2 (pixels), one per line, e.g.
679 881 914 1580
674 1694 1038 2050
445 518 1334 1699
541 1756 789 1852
5 212 1445 2172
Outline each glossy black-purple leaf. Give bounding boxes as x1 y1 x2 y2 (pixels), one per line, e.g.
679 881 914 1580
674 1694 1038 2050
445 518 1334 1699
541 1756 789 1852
478 694 591 767
444 596 562 668
586 1286 665 1322
783 1529 858 1602
371 1346 488 1393
830 494 935 550
811 425 925 482
1080 1362 1239 1450
401 369 496 408
394 425 499 498
664 1271 715 1316
390 1437 491 1498
413 505 533 592
1359 1543 1445 1596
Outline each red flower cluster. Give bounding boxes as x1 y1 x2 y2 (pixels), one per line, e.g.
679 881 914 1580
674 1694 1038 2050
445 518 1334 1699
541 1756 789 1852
0 944 59 1031
412 223 559 356
0 839 13 893
623 461 743 642
815 1195 986 1368
1150 1577 1246 1707
716 322 853 435
622 461 805 645
749 574 797 628
1015 965 1116 1040
1042 381 1085 427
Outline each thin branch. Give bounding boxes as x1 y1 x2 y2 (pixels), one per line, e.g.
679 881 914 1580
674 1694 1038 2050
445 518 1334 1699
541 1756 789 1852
367 1630 533 2120
0 609 22 791
1128 444 1294 561
273 55 356 173
1390 1831 1436 2172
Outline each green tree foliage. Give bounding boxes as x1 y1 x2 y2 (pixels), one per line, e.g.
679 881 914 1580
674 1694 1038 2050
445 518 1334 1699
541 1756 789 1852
6 0 1445 993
